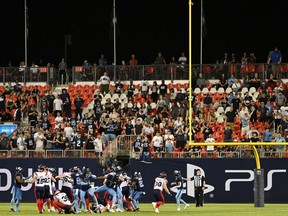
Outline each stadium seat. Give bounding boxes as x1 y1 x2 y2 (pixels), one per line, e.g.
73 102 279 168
249 87 256 94
194 88 201 95
229 65 237 74
257 64 265 73
210 87 217 95
248 65 256 73
218 87 225 95
241 65 249 73
241 87 248 94
225 87 232 94
147 66 154 74
202 87 209 94
217 107 225 114
183 83 189 89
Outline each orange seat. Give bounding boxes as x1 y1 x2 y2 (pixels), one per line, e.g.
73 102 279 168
248 65 255 73
147 66 154 74
203 66 211 74
175 83 181 89
229 65 237 73
257 64 265 73
241 65 249 73
168 83 174 90
183 83 189 89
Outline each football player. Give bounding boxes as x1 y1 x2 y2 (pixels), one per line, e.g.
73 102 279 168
10 167 27 212
152 172 172 213
172 170 189 211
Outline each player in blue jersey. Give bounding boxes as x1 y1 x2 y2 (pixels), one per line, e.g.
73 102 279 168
10 167 27 212
172 170 189 211
70 166 82 214
79 166 98 213
131 171 145 211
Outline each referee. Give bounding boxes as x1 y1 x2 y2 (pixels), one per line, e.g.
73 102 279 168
185 169 206 207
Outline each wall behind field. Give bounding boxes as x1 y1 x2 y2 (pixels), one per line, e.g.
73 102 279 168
1 158 288 203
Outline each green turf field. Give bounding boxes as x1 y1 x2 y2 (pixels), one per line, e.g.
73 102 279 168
1 203 288 216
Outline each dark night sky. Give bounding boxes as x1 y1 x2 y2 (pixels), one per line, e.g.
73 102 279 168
1 0 288 67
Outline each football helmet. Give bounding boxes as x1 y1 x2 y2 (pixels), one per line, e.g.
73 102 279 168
134 171 142 178
174 170 181 176
159 172 167 178
37 164 46 172
16 167 23 173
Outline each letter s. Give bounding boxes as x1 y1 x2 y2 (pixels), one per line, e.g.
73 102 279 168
225 170 254 191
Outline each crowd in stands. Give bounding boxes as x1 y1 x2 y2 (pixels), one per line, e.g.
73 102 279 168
193 59 288 158
0 78 194 160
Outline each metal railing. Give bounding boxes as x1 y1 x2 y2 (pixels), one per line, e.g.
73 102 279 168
2 62 285 85
0 149 101 159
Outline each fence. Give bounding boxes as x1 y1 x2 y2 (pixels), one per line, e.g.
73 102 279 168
1 62 285 85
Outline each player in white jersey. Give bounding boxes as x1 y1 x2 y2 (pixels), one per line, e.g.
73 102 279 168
52 190 74 214
152 172 172 213
56 170 74 202
43 167 56 212
90 203 110 213
24 164 49 214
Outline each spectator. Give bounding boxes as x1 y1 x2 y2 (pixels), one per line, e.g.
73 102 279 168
275 92 287 107
98 72 110 95
46 91 55 115
218 73 228 90
159 80 168 97
30 62 39 81
74 93 84 120
58 58 67 84
140 79 149 98
150 81 159 103
53 95 63 117
114 79 124 95
34 128 45 157
223 125 233 142
154 52 166 79
239 111 254 137
263 128 272 142
164 137 175 158
274 132 286 155
0 132 9 151
267 47 282 78
196 73 206 89
127 80 135 99
225 106 236 130
152 131 164 157
203 93 212 108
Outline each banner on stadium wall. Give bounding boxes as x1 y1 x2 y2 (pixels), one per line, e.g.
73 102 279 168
1 158 288 203
127 158 288 203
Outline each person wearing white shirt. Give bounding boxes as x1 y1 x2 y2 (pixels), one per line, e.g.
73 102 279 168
98 72 110 94
163 130 174 141
53 95 63 117
140 79 149 98
152 132 163 157
143 122 154 139
34 129 45 157
205 134 215 157
64 123 73 142
17 133 26 151
94 134 103 158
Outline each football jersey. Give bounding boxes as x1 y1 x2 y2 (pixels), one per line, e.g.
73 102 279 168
55 192 72 205
134 176 145 191
34 171 49 187
153 177 167 191
62 172 73 189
